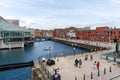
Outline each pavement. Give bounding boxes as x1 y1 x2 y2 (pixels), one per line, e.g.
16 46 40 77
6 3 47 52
34 39 120 80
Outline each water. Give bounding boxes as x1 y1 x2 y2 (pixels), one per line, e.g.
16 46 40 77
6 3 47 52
0 40 89 65
0 67 31 80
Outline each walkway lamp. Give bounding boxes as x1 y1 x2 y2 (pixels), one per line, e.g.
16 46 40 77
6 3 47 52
73 47 76 56
71 43 77 56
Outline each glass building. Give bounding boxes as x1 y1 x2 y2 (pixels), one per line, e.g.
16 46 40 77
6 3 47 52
0 16 32 49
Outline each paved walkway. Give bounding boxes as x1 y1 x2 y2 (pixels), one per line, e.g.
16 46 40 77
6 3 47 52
35 39 120 80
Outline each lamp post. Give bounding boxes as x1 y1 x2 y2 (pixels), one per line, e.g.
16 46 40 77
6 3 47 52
48 46 51 59
71 43 77 56
73 47 76 56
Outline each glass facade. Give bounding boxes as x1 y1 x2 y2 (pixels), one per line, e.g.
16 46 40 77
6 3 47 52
3 31 24 42
24 32 31 37
0 17 32 43
0 32 3 37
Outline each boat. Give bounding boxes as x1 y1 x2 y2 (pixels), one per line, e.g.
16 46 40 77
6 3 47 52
43 46 51 51
43 48 50 51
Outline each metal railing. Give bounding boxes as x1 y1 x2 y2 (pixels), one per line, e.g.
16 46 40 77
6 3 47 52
38 59 53 80
110 74 120 80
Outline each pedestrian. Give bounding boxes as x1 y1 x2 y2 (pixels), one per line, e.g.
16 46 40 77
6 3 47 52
84 54 88 61
96 61 100 70
78 59 82 68
75 59 78 67
93 61 96 69
90 54 93 61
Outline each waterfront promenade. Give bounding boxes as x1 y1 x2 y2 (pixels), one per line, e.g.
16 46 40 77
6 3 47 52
34 39 120 80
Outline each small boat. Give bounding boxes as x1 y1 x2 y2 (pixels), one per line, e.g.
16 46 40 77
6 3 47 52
43 48 50 51
35 39 40 42
43 46 51 51
41 39 45 41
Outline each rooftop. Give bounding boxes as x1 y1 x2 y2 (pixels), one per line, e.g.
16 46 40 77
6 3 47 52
0 16 23 31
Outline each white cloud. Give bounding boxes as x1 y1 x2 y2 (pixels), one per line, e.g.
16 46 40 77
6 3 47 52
1 0 120 30
111 0 120 4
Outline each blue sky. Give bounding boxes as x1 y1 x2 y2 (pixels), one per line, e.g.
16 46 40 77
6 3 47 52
0 0 120 29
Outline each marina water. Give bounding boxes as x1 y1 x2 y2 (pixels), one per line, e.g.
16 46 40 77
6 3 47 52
0 40 89 80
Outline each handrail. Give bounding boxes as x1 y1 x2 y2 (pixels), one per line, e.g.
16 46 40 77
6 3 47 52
110 74 120 80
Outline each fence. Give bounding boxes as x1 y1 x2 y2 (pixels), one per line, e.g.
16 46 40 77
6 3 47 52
38 58 53 80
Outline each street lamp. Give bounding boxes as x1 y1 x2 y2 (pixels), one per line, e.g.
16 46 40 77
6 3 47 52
47 46 52 59
73 47 76 56
71 43 77 56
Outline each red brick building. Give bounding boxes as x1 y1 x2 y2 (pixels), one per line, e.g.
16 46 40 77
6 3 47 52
53 29 65 38
53 26 120 42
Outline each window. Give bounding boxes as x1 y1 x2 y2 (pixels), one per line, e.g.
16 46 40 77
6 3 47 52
0 32 1 37
114 31 115 34
4 32 9 37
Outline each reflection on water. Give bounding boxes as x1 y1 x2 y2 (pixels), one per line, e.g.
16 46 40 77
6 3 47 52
0 40 89 65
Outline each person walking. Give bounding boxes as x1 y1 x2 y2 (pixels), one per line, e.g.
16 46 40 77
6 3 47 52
84 54 88 61
93 61 96 69
75 59 78 67
90 54 93 61
96 61 100 70
78 59 82 68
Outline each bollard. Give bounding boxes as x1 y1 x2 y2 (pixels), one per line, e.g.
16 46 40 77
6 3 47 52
75 76 77 80
83 74 85 80
98 70 100 77
47 71 49 78
45 67 47 74
91 72 93 79
110 66 112 72
104 68 106 75
43 64 45 71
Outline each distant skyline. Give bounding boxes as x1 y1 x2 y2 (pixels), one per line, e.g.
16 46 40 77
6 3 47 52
1 0 120 29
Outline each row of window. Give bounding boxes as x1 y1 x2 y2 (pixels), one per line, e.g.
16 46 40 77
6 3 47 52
4 38 24 42
78 30 120 35
4 32 24 38
0 32 31 37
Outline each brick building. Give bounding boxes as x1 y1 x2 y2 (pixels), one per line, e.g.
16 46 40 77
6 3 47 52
53 26 120 43
53 29 65 38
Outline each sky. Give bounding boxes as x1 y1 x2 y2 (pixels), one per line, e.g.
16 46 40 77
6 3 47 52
0 0 120 29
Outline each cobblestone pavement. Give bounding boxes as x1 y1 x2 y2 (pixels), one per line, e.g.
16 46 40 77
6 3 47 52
36 39 120 80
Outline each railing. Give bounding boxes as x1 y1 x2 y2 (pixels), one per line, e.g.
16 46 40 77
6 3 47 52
101 52 120 63
110 75 120 80
39 60 53 80
38 56 53 80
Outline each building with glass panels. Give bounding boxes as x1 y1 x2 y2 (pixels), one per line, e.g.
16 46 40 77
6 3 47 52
0 16 32 49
